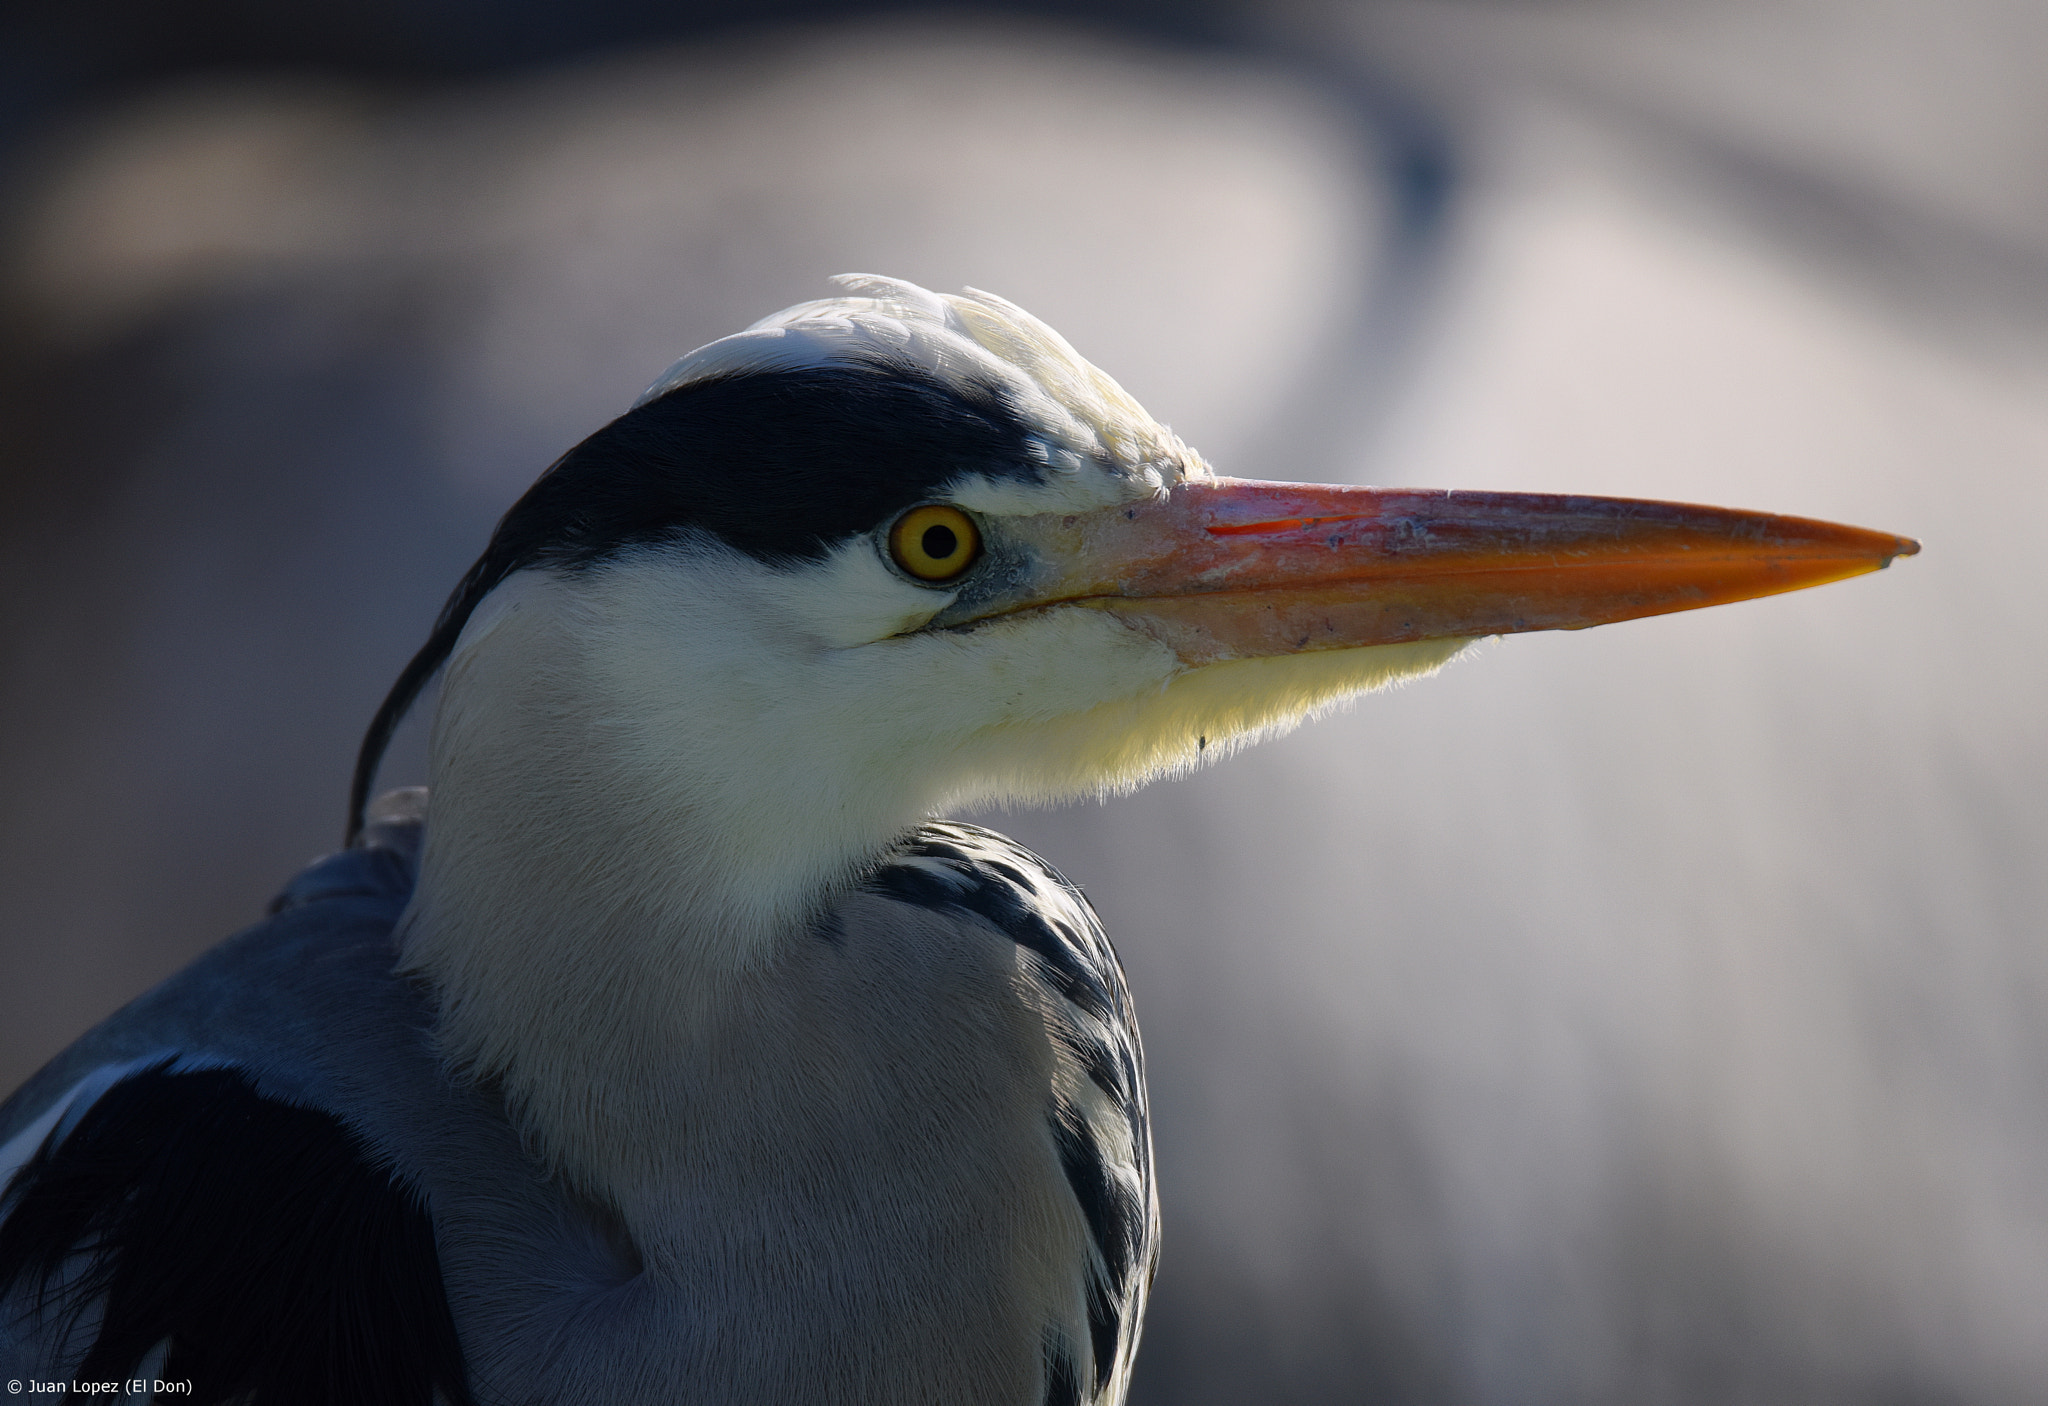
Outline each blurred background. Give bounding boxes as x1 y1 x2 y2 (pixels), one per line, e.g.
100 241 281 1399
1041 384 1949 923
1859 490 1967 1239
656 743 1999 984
2 1 2044 1401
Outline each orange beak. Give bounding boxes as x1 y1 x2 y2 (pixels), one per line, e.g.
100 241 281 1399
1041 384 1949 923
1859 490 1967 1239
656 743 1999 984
994 478 1918 663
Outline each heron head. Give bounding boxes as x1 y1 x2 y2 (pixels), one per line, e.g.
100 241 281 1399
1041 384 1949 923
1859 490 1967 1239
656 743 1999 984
369 275 1912 950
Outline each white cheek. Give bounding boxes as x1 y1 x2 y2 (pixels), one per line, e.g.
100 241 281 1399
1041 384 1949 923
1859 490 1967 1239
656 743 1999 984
834 609 1183 736
750 538 953 647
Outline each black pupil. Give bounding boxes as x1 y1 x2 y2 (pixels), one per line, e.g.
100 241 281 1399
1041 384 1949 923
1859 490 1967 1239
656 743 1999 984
920 524 959 560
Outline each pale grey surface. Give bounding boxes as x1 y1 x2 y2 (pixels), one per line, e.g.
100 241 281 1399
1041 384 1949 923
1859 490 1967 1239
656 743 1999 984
2 6 2043 1402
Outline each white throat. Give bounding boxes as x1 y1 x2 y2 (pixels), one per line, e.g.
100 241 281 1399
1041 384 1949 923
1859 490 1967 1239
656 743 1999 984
399 557 950 1195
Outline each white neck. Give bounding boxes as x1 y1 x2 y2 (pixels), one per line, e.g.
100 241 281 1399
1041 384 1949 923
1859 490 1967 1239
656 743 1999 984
397 560 950 1211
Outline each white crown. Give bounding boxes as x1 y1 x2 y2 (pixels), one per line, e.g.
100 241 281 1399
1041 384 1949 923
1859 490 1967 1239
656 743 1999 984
634 274 1204 498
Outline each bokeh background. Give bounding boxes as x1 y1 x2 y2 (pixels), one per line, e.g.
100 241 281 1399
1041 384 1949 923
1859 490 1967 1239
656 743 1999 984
3 1 2044 1401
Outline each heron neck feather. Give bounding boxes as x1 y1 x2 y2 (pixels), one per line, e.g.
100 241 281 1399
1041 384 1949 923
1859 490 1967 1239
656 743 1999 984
397 566 940 1207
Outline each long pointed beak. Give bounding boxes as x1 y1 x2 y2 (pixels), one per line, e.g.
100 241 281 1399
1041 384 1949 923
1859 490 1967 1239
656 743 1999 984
1000 478 1918 664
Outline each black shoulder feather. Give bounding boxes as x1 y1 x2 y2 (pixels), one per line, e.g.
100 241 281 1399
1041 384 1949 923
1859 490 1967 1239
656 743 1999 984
871 822 1158 1400
0 1062 471 1406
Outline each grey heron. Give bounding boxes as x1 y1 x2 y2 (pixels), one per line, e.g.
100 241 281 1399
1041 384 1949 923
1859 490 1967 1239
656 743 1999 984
0 275 1914 1404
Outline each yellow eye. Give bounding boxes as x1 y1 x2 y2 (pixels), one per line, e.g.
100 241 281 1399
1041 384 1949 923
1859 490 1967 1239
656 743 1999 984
888 505 982 582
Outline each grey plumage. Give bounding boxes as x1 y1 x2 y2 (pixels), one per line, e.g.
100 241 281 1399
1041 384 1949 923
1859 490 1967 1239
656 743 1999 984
2 794 1155 1404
